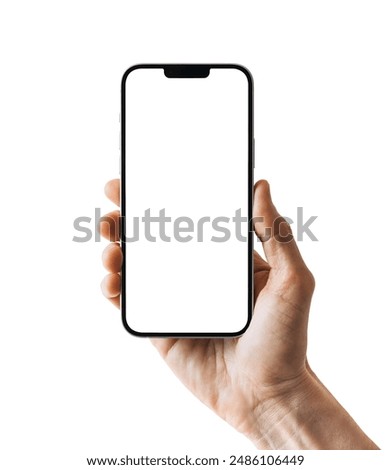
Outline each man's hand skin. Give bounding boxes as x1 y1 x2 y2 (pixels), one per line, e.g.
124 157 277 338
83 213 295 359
99 178 378 450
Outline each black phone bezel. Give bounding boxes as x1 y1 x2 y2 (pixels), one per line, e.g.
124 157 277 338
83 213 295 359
120 63 254 338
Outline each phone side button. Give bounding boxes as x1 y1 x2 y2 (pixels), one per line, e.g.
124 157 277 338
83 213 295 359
253 138 255 168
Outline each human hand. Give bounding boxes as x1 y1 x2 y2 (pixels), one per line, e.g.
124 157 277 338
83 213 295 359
100 179 377 450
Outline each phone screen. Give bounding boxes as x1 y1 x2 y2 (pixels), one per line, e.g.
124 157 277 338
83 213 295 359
121 64 253 336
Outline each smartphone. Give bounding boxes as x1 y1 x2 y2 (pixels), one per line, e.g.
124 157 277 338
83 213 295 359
120 64 253 337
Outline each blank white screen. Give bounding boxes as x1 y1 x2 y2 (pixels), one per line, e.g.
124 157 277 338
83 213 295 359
124 67 250 334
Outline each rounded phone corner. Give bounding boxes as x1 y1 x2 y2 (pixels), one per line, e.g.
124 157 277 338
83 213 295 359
121 314 148 338
229 313 252 338
121 64 149 89
225 63 254 88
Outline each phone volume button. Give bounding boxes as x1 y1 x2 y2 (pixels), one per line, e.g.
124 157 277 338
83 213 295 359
253 138 255 168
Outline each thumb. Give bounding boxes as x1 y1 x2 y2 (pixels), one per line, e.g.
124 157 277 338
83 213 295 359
253 180 307 272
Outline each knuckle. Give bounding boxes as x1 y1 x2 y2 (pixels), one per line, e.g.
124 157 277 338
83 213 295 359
273 217 293 243
282 266 315 295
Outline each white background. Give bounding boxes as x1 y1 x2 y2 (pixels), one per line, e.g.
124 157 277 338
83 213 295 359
0 1 390 469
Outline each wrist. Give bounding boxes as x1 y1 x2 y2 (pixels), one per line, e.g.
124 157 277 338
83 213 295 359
242 369 378 450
